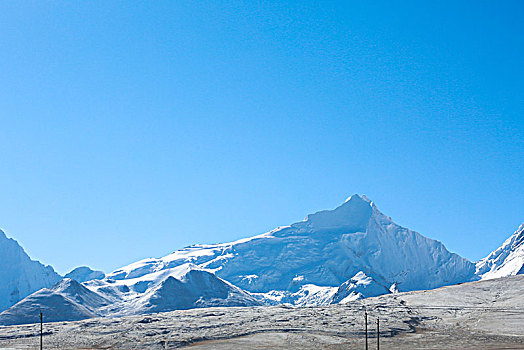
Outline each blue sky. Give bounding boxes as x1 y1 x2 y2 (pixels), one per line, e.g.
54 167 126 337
0 1 522 274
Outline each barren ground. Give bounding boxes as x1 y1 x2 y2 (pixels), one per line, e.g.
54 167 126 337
1 276 523 349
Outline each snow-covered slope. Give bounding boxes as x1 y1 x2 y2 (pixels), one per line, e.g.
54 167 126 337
476 223 524 280
331 271 391 303
85 263 262 316
0 278 109 326
107 195 475 296
252 284 338 306
65 266 105 283
0 229 62 312
253 271 391 306
0 264 261 325
288 284 338 306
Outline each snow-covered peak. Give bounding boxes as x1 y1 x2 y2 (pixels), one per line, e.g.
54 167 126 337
476 223 524 280
350 271 374 285
301 194 373 232
65 266 105 283
0 229 62 312
331 271 390 304
0 278 109 326
51 278 86 294
344 193 368 203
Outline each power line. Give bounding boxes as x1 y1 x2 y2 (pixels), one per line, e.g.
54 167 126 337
370 305 524 313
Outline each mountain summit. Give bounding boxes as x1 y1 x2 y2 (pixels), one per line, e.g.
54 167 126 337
300 194 373 232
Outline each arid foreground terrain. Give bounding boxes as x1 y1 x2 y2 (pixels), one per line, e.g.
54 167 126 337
1 275 523 349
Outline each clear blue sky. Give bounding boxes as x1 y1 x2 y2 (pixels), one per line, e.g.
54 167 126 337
0 1 522 274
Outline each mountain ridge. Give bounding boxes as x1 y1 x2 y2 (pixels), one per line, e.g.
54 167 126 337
0 228 62 312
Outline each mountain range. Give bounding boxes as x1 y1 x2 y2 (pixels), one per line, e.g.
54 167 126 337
0 194 522 326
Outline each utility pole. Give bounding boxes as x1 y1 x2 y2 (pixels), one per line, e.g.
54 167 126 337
40 310 43 350
376 317 380 350
365 311 368 350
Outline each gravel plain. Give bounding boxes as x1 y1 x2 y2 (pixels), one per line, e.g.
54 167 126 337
1 275 523 349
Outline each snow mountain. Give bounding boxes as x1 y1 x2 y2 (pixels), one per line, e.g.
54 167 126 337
65 266 105 283
476 223 524 280
107 195 476 296
0 229 62 312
